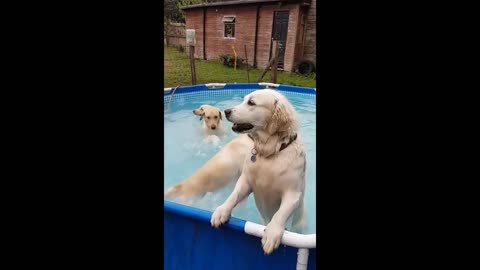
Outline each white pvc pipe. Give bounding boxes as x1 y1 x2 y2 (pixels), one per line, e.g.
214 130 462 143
296 248 309 270
244 221 316 249
164 87 172 92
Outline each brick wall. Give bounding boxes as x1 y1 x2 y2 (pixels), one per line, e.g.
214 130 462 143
184 10 204 57
204 6 257 66
185 3 303 72
303 0 316 65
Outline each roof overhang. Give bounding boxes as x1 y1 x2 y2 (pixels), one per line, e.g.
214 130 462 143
181 0 311 11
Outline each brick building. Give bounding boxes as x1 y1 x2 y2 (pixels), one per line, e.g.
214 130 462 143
181 0 316 72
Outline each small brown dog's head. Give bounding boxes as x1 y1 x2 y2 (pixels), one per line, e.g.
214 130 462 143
193 105 223 130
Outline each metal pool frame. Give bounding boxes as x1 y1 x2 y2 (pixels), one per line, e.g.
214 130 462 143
164 83 316 270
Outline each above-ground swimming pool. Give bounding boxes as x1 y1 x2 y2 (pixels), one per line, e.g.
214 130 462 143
164 83 316 270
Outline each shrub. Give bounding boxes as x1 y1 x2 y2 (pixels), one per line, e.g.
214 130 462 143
219 54 244 68
294 60 315 76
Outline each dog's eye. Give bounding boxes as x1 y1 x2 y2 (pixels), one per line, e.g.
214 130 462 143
248 100 255 106
207 116 210 119
214 116 218 119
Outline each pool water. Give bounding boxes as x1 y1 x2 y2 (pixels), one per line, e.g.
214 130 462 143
164 90 316 234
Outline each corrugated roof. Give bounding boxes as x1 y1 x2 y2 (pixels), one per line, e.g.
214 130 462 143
181 0 309 10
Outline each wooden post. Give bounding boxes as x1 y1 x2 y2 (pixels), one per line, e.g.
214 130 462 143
271 41 278 83
256 56 276 82
256 40 279 82
232 45 237 71
189 45 197 85
244 45 250 83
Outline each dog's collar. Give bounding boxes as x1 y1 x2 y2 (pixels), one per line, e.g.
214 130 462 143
247 133 297 153
279 133 298 152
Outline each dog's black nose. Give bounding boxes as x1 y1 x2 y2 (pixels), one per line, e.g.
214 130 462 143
192 110 195 113
224 109 232 117
211 126 216 130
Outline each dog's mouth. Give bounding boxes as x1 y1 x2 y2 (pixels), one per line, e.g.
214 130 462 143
232 123 254 133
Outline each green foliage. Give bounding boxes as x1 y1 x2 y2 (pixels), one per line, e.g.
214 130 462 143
219 54 244 68
171 1 235 23
174 0 204 23
164 0 184 23
178 0 204 6
164 1 238 23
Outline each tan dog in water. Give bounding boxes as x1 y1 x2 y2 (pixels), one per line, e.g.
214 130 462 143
193 105 224 136
210 90 306 255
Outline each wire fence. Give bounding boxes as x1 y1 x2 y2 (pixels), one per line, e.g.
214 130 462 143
165 22 186 49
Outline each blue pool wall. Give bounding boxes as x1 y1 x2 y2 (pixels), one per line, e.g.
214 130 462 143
164 83 316 270
165 201 316 270
164 83 316 103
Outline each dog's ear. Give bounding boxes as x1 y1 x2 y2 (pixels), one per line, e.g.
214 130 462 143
218 111 222 120
266 99 294 134
193 107 205 120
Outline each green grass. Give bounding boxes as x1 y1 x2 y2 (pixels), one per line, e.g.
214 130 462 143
164 46 316 88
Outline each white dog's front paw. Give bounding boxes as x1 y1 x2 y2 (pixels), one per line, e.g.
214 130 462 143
261 223 285 255
210 205 231 228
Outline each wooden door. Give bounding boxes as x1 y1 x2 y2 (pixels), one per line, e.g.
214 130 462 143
271 11 289 69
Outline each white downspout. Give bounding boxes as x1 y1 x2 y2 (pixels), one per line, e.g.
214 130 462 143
297 248 309 270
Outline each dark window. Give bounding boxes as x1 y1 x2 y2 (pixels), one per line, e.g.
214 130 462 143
223 16 235 38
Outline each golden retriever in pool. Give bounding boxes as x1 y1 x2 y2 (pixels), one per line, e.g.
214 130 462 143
210 89 306 255
164 133 253 202
164 89 306 255
192 105 225 137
